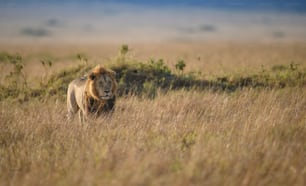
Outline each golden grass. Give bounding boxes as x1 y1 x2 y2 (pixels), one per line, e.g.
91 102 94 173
0 42 306 185
0 88 305 186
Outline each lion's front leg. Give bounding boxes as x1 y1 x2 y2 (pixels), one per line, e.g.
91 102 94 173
67 111 74 123
78 110 86 124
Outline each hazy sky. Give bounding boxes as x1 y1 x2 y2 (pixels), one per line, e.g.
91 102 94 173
2 0 306 10
1 0 306 44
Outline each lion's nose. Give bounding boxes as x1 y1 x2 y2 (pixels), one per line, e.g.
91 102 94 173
104 90 110 94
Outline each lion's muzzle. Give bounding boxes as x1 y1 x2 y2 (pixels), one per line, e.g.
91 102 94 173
100 90 113 100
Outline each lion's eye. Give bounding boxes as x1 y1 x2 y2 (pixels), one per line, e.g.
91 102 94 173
107 81 112 87
104 79 109 85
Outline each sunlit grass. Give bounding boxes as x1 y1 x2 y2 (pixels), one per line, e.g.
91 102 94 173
0 42 306 185
0 89 305 185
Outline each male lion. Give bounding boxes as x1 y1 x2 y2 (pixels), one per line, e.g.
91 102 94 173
67 65 117 123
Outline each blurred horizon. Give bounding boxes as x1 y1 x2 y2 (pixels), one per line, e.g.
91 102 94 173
3 0 306 11
1 0 306 44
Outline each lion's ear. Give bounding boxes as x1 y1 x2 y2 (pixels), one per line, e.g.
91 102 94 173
109 70 116 77
89 73 96 80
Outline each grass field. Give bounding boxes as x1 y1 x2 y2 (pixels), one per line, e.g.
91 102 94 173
0 42 306 186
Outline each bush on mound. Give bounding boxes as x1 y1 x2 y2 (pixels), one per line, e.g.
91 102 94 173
110 58 207 97
1 47 306 102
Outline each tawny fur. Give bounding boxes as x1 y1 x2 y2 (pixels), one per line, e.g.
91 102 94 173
67 65 117 123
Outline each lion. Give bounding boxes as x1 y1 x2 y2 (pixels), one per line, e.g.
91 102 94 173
67 65 117 123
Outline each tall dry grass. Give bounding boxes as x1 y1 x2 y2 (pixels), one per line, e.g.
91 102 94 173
0 88 305 186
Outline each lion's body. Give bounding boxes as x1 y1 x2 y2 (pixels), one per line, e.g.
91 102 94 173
67 65 117 123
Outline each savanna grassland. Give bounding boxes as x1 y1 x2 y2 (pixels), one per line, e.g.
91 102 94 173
0 42 306 186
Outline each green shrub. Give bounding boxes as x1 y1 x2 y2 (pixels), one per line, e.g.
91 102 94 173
175 59 186 73
0 53 30 101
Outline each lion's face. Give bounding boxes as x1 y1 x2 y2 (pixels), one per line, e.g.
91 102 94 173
94 73 115 99
88 67 117 100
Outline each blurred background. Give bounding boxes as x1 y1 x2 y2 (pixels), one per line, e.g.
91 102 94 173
1 0 306 44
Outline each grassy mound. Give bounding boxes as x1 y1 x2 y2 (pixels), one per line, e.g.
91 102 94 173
215 63 306 91
0 48 306 102
110 59 206 97
43 64 93 97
